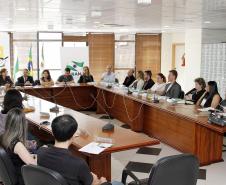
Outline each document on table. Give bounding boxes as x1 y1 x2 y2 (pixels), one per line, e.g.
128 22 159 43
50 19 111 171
198 107 215 112
79 142 113 154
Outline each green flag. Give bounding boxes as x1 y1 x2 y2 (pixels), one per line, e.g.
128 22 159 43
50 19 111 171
13 57 19 80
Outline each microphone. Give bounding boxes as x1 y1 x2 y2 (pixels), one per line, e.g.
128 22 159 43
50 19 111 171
90 93 114 132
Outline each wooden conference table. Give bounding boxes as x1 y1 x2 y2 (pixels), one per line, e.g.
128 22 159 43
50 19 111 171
24 94 159 180
21 83 226 166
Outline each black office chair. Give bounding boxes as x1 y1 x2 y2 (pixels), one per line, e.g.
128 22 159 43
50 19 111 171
121 154 199 185
0 146 18 185
22 165 68 185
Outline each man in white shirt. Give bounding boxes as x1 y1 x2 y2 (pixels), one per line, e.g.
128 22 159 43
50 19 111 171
101 65 116 83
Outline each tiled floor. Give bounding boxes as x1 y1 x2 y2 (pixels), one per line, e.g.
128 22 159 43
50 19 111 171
82 111 226 185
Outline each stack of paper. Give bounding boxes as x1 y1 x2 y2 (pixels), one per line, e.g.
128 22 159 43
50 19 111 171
79 142 113 154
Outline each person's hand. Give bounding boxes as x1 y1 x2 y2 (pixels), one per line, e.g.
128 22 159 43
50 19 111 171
91 173 100 185
99 177 107 184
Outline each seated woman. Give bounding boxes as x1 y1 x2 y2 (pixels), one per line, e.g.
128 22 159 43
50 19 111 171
0 108 37 185
185 77 206 104
0 68 13 87
78 66 94 83
197 81 222 108
150 73 166 95
40 70 54 86
0 89 23 135
129 71 145 91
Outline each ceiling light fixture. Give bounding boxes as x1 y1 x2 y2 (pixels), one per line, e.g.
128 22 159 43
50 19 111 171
16 7 27 11
91 11 102 17
204 21 211 24
164 25 169 28
137 0 152 5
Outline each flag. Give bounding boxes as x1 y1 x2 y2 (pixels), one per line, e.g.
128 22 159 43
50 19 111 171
27 46 33 76
40 43 45 69
13 57 19 80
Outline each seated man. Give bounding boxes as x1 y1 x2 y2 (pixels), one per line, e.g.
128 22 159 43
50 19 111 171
142 70 155 90
56 67 75 85
16 69 34 86
101 65 116 83
37 115 107 185
123 69 136 87
163 70 182 98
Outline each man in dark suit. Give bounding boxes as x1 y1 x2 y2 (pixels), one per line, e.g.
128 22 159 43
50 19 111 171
16 69 34 86
123 69 136 87
164 70 182 98
143 70 155 90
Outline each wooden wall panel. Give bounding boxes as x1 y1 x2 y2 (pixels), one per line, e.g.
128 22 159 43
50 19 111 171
63 35 88 42
88 33 115 81
135 34 161 80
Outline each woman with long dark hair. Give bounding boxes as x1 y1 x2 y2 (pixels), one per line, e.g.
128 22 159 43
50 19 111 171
197 81 222 108
0 89 23 135
0 108 37 185
0 68 13 87
40 69 54 86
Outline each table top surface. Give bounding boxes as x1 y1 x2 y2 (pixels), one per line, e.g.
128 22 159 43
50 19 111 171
24 94 159 154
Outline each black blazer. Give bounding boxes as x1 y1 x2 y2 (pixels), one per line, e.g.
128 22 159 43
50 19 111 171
164 82 182 98
185 88 206 104
143 79 155 90
123 75 136 87
77 75 94 83
0 75 13 86
16 76 34 86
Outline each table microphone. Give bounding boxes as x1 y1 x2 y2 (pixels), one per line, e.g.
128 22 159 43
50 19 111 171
90 94 115 132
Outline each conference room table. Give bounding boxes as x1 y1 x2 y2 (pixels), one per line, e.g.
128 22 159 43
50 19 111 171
24 94 159 180
20 83 226 166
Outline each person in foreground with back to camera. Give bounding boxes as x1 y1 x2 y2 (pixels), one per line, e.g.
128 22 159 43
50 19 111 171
0 108 37 185
142 70 155 90
185 77 206 104
0 89 24 136
0 68 13 88
129 70 145 91
40 69 54 86
149 73 167 95
78 66 94 83
163 69 181 98
37 115 122 185
122 69 136 87
196 81 222 109
16 68 34 86
101 65 116 83
56 67 75 85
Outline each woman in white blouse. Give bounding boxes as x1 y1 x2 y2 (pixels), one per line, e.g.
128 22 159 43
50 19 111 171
129 71 145 91
150 73 166 95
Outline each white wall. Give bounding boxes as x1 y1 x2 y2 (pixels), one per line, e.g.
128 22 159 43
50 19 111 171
161 30 202 93
161 32 185 76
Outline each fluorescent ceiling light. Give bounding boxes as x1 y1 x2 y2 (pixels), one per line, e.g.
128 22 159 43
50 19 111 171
137 0 152 5
164 25 169 28
204 21 211 24
16 7 27 11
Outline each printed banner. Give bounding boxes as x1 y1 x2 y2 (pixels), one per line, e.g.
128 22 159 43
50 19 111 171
60 47 89 81
0 33 10 73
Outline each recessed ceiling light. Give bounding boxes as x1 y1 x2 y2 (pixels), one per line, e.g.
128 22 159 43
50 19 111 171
137 0 152 5
16 7 27 11
204 21 211 24
91 11 102 17
164 25 169 28
94 21 101 24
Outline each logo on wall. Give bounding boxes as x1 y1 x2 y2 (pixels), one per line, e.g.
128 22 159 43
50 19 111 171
0 46 9 68
66 60 84 77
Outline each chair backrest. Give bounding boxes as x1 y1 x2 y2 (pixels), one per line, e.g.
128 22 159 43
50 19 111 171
0 146 18 185
148 154 199 185
22 165 68 185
